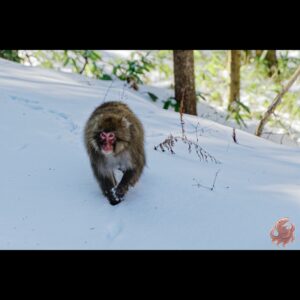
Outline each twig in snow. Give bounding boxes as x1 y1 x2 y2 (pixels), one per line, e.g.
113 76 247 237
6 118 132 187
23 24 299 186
120 82 127 100
232 128 238 144
229 127 253 149
102 80 114 103
154 102 221 164
193 169 221 191
154 134 221 164
154 134 176 154
194 122 201 143
188 124 218 139
280 133 287 144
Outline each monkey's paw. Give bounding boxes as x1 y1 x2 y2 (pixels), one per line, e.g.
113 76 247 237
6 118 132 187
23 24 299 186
108 188 124 206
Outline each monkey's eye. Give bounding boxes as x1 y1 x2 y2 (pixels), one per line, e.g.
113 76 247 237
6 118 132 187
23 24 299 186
100 132 115 142
100 132 106 140
107 133 115 140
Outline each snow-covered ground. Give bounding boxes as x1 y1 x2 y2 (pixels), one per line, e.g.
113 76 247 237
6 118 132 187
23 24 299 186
1 58 300 249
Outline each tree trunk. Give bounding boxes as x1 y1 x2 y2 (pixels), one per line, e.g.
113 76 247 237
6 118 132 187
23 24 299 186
255 50 278 77
255 50 263 57
265 50 278 77
173 50 197 115
255 65 300 136
228 50 241 111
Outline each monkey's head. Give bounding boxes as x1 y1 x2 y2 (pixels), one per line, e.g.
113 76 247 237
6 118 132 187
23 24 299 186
93 114 131 156
99 131 116 154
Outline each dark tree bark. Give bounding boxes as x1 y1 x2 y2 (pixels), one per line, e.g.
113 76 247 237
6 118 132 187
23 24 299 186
265 50 278 77
228 50 241 111
173 50 197 116
256 50 279 77
255 50 263 57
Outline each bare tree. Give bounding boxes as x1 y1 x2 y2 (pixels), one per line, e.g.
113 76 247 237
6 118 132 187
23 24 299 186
173 50 197 115
256 65 300 137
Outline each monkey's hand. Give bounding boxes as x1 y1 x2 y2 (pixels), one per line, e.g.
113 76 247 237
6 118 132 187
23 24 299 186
108 187 124 206
116 184 129 199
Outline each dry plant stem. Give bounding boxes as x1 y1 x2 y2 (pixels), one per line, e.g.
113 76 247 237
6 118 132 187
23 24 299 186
154 134 220 164
103 80 114 103
154 101 220 164
211 169 221 191
232 128 238 144
256 65 300 137
120 82 127 100
194 123 200 143
193 169 221 191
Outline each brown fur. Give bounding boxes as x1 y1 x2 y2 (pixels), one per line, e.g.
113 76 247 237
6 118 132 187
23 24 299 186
84 101 145 205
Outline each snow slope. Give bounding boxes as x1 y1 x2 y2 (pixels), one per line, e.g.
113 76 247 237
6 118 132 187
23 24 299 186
1 58 300 249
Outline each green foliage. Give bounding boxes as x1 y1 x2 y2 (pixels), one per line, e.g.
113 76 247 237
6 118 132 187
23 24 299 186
152 50 173 80
194 50 228 104
21 50 111 80
0 50 21 63
277 92 300 119
15 50 155 88
163 97 179 112
226 100 252 127
145 90 179 112
112 52 154 86
151 50 299 133
147 92 159 102
61 50 112 80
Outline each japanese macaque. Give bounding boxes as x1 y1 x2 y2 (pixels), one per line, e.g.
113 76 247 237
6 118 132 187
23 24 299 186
84 101 145 205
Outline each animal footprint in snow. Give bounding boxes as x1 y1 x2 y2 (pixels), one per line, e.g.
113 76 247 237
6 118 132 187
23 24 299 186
270 217 295 247
106 221 122 240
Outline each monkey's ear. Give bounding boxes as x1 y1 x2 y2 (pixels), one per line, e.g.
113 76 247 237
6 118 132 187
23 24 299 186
121 117 131 128
92 114 104 131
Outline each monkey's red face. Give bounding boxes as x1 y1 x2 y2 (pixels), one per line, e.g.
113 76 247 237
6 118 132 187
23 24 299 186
99 132 116 154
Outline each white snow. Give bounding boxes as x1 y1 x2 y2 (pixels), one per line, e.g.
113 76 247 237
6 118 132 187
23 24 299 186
1 58 300 249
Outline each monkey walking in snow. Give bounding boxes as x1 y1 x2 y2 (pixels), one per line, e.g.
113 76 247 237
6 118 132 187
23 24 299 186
84 101 145 205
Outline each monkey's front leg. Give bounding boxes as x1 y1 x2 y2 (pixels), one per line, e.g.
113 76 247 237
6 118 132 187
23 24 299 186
114 169 136 200
98 174 120 206
91 163 117 205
